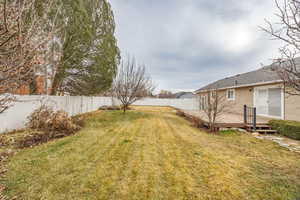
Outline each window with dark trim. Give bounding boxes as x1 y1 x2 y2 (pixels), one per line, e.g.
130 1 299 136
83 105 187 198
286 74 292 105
227 89 235 100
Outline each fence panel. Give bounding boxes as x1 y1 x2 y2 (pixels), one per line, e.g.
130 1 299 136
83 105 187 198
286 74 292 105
0 96 199 133
133 98 199 111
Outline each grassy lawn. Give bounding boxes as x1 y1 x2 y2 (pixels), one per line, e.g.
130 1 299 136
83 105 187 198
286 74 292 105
1 107 300 200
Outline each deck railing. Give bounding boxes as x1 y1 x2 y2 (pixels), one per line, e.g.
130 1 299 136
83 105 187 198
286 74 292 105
244 105 257 131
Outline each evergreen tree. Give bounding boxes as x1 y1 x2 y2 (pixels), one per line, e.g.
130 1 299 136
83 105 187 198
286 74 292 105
51 0 120 95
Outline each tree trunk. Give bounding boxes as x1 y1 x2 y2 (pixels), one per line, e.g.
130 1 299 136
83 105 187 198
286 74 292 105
123 104 128 113
51 70 64 95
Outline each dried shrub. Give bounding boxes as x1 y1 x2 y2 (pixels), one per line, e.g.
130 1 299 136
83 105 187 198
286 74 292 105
0 130 22 147
190 115 205 128
20 105 82 148
17 131 55 148
0 137 7 147
0 150 14 162
27 105 80 134
176 110 186 117
176 110 204 128
72 115 86 128
99 105 121 111
0 130 39 149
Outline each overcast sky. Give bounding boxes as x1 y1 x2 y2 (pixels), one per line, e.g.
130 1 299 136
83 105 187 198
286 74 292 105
109 0 283 93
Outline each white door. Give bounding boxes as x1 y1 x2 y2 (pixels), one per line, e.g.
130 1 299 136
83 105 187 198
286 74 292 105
256 89 268 115
268 88 282 117
255 87 282 118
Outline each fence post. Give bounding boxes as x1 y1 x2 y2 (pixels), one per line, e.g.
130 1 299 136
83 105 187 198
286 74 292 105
243 105 247 124
253 107 257 132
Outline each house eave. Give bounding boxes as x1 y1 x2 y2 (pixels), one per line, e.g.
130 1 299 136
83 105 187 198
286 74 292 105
195 80 283 94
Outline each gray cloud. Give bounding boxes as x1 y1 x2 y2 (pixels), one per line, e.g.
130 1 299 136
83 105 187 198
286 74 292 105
110 0 283 92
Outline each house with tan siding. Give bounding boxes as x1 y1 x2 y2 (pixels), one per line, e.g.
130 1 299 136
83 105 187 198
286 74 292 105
195 62 300 122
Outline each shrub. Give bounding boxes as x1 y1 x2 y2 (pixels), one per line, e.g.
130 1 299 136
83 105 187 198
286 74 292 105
0 130 33 148
99 105 121 111
0 136 8 147
17 131 54 148
22 105 82 147
189 115 205 128
72 115 86 128
27 105 80 134
0 150 14 162
269 120 300 140
176 110 204 128
176 110 186 117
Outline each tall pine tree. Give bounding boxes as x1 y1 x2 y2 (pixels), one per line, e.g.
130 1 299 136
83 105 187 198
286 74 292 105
51 0 120 95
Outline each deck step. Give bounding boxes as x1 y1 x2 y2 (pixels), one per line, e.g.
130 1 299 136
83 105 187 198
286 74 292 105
247 124 270 127
246 124 270 128
256 129 277 134
245 124 277 134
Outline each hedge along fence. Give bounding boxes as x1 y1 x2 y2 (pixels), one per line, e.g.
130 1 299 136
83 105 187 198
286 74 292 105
269 120 300 140
0 95 200 134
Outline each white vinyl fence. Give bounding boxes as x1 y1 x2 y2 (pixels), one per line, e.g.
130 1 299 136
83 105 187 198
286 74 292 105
0 95 199 133
134 98 199 110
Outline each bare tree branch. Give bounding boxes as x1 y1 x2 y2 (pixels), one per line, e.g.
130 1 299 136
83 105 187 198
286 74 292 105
0 0 62 112
112 56 155 113
261 0 300 95
200 89 232 132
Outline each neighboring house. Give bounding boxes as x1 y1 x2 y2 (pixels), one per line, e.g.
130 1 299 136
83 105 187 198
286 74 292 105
195 61 300 122
174 92 196 99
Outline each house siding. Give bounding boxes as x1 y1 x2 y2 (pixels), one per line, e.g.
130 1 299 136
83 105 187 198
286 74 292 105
198 86 253 115
284 90 300 121
230 87 253 114
198 83 300 122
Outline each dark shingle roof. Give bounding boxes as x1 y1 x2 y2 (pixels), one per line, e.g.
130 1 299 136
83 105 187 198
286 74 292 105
195 58 300 93
178 92 195 99
174 92 195 98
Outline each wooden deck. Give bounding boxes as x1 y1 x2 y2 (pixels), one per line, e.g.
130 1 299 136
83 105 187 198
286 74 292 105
183 110 273 128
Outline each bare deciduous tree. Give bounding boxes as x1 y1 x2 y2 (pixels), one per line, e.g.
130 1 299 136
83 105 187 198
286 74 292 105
260 0 300 95
200 90 231 132
112 57 155 113
0 0 61 113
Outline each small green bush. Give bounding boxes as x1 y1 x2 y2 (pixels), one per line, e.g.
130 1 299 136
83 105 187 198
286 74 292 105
269 120 300 140
218 129 240 136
